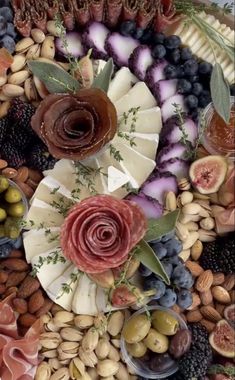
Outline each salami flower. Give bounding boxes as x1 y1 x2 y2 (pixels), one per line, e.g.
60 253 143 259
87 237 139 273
154 0 182 32
60 195 147 273
31 88 117 161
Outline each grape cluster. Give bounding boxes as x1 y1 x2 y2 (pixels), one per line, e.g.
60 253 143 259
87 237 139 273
139 232 193 309
0 0 17 53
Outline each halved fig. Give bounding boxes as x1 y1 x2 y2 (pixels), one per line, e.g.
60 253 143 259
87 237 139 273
189 155 228 194
209 319 235 358
224 304 235 328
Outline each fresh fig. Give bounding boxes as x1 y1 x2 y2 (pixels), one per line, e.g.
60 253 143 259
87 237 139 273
224 305 235 328
209 319 235 358
88 269 114 289
189 155 227 194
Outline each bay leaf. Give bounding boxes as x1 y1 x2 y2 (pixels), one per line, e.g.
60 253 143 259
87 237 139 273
210 63 231 124
92 58 114 93
135 240 170 285
28 61 80 93
144 209 180 243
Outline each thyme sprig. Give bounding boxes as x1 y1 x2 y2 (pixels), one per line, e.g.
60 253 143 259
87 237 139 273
31 248 66 277
175 0 233 16
109 144 123 162
57 270 80 299
49 196 75 217
73 162 107 196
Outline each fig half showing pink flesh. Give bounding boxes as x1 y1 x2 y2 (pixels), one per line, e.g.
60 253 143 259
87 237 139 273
209 319 235 358
189 155 228 195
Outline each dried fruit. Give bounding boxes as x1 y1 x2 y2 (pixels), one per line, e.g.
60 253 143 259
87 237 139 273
224 304 235 328
209 319 235 358
196 270 214 292
211 286 231 304
169 329 192 358
189 155 228 194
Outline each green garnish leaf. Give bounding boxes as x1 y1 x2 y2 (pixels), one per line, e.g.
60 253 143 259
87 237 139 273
210 63 231 124
135 240 170 285
28 61 80 93
92 58 114 93
145 210 180 242
208 364 235 376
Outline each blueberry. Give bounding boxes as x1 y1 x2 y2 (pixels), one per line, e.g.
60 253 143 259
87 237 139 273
132 27 144 40
161 231 175 243
144 276 162 291
153 32 165 44
172 266 193 288
152 44 166 59
164 64 178 79
164 35 181 50
159 288 177 307
182 274 194 289
0 7 13 22
151 241 167 259
139 263 152 277
185 94 198 109
120 20 136 36
190 109 199 122
0 35 15 53
177 78 192 94
198 90 211 108
6 22 17 39
0 15 7 36
0 243 12 258
198 61 213 75
164 238 183 257
140 28 153 44
183 59 198 76
161 261 173 278
188 74 200 83
166 255 183 266
181 47 192 61
230 83 235 96
168 48 181 64
177 289 193 309
0 0 11 6
192 82 203 96
177 65 185 78
151 279 166 300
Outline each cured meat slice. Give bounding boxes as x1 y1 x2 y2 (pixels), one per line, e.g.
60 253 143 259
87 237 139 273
71 0 91 26
59 0 75 30
122 0 139 21
60 195 147 273
90 0 105 22
154 0 181 32
137 0 156 28
105 0 123 27
13 10 32 37
0 295 18 339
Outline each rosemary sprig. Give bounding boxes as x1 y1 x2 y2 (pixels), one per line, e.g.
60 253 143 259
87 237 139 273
31 248 66 277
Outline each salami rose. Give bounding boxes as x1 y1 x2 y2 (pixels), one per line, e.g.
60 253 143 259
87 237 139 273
154 0 182 32
60 195 147 273
31 88 117 161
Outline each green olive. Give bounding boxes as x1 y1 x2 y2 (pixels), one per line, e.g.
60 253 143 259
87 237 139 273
0 176 9 193
122 314 151 344
4 186 22 203
152 311 179 336
0 208 7 222
126 342 147 358
4 217 21 239
7 202 25 217
0 224 5 237
144 329 169 353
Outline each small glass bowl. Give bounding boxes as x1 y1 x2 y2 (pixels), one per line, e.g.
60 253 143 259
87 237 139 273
0 179 28 246
120 305 188 379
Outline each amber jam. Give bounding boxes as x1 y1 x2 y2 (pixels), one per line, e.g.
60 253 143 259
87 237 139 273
202 98 235 161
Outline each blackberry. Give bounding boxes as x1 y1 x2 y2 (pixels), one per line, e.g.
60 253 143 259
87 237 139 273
0 116 8 144
27 143 57 171
8 98 36 133
9 124 33 150
0 142 25 168
200 234 235 274
0 243 12 258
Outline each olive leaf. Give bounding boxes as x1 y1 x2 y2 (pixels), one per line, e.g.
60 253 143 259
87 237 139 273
92 58 114 93
208 365 235 376
144 209 180 242
28 61 80 93
210 63 231 124
135 240 170 285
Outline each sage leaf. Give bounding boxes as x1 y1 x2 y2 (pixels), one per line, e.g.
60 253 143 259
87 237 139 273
210 63 231 124
145 210 180 242
28 61 80 93
92 58 114 93
135 240 170 285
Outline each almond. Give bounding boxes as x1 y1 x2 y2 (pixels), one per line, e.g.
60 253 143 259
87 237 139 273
212 273 225 286
28 289 45 313
0 283 6 295
15 166 29 183
230 290 235 303
200 319 215 333
187 293 201 310
35 298 53 317
190 239 203 261
15 180 34 198
215 303 226 315
9 249 24 258
28 168 43 182
222 274 235 291
19 312 37 327
6 271 28 288
211 286 231 304
0 271 8 283
200 306 222 322
185 261 204 277
0 258 29 272
5 286 18 296
18 275 40 298
12 298 28 314
200 289 213 306
186 310 203 322
196 270 214 292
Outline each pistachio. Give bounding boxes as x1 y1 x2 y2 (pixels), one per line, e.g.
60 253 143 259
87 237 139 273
31 28 46 43
95 338 111 359
78 347 98 367
50 367 70 380
0 74 7 86
41 36 55 60
82 327 99 352
177 177 191 191
40 313 51 324
198 229 217 242
175 222 189 242
48 358 62 371
179 213 202 224
107 311 125 337
182 203 202 215
2 84 24 97
26 43 41 59
47 20 61 36
108 345 120 362
45 320 61 332
10 54 26 72
100 377 114 380
193 192 210 200
111 339 120 348
54 311 74 325
93 313 108 335
116 363 130 380
51 304 65 315
60 327 83 342
74 315 94 329
15 37 34 53
199 217 215 231
0 91 11 101
57 341 79 360
180 191 194 205
87 368 99 380
33 75 49 99
41 349 58 359
40 332 62 349
24 78 38 101
59 359 71 366
165 191 177 211
182 231 199 250
184 221 199 231
35 362 51 380
97 359 119 377
69 357 85 379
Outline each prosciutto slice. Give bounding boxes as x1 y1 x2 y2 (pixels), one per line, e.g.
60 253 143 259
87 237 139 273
137 0 156 28
71 0 91 26
59 0 75 30
105 0 123 27
90 0 105 22
122 0 139 21
154 0 181 32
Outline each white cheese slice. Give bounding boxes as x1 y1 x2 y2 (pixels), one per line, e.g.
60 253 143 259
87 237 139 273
114 82 157 116
26 198 65 228
23 227 60 263
96 286 110 313
80 157 109 196
112 133 159 160
107 166 130 192
44 159 77 191
47 266 80 311
72 273 98 315
118 107 162 134
108 67 137 102
31 248 71 291
30 176 73 205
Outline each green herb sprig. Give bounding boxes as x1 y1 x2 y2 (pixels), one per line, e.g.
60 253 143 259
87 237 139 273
31 249 66 277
